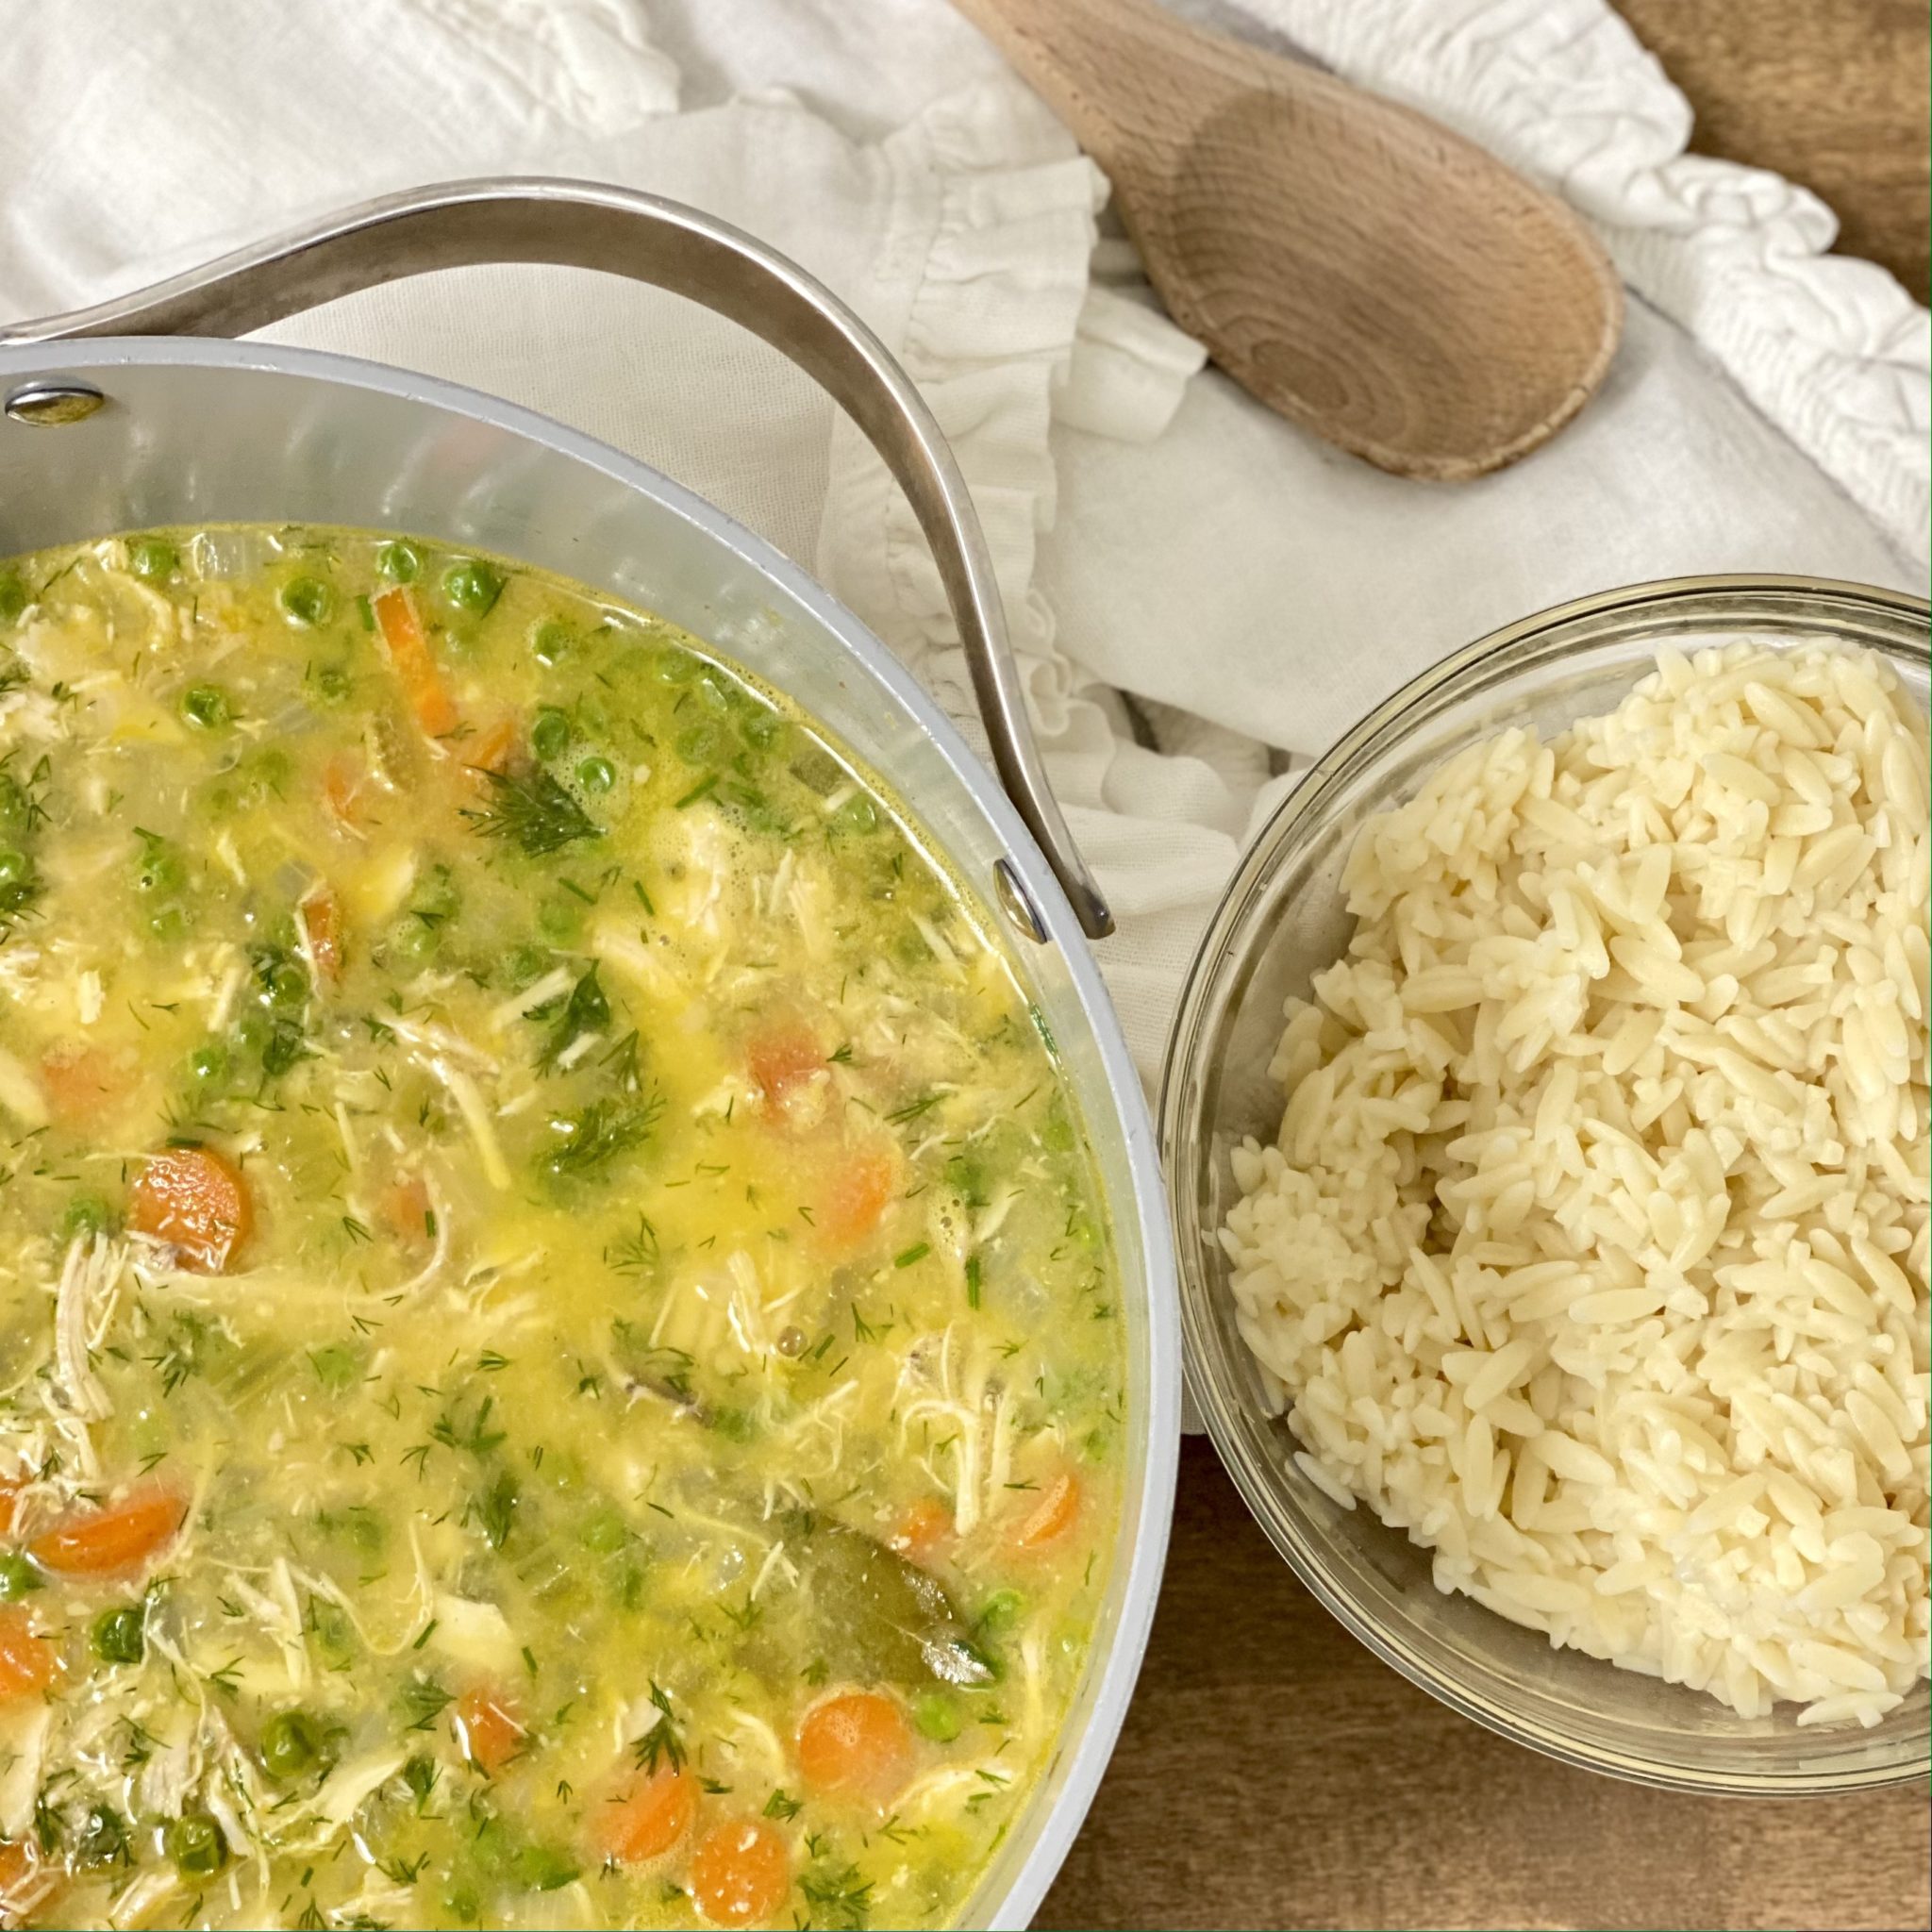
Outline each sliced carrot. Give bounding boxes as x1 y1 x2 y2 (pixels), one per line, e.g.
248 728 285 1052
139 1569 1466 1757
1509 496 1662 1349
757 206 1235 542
374 587 458 740
130 1145 252 1273
888 1496 952 1562
1008 1471 1081 1555
0 1837 55 1932
322 751 368 831
591 1762 696 1865
380 1174 433 1247
39 1044 133 1127
688 1817 791 1928
817 1144 898 1250
0 1479 24 1538
463 714 519 783
746 1024 824 1111
297 882 342 984
0 1610 55 1701
30 1482 188 1576
453 1686 525 1774
796 1690 916 1807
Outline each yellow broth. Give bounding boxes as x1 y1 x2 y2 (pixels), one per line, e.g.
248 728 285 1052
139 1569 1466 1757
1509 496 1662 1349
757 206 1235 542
0 528 1124 1930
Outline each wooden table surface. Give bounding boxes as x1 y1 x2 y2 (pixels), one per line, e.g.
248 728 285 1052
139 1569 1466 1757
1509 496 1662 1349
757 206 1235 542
1040 5 1930 1929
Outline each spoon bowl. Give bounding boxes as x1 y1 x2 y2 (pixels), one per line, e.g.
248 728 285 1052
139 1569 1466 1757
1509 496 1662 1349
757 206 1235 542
957 0 1623 478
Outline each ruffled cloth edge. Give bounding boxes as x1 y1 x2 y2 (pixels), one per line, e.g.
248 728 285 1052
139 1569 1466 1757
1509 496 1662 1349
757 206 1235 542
814 76 1204 752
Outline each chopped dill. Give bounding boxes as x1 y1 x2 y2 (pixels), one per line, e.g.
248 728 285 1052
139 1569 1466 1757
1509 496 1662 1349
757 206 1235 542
605 1212 661 1277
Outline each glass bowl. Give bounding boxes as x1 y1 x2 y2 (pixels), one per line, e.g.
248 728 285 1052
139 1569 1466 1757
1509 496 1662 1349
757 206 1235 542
1160 575 1931 1793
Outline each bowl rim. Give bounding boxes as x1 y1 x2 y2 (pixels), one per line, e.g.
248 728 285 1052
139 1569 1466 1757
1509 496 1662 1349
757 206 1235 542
1160 572 1932 1794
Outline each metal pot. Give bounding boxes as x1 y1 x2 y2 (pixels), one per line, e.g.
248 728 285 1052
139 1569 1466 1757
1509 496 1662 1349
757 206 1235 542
0 178 1181 1929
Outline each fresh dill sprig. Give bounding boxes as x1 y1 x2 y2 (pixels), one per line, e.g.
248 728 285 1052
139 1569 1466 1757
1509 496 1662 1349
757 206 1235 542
801 1861 874 1930
538 1094 663 1182
469 1470 520 1551
463 768 600 857
629 1680 685 1775
397 1674 453 1732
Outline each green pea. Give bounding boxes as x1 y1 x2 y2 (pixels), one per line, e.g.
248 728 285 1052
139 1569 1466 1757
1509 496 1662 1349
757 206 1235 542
165 1811 226 1879
0 776 29 839
974 1588 1024 1637
92 1603 145 1665
577 1507 629 1554
135 841 184 896
530 620 573 665
442 560 504 615
0 847 30 891
412 865 461 922
530 708 572 763
512 1843 580 1892
279 575 334 626
60 1194 112 1241
444 1886 482 1926
835 793 878 836
180 684 233 730
308 1342 360 1391
259 1708 324 1780
912 1690 962 1742
147 905 189 943
536 897 582 944
653 647 699 686
741 708 784 752
0 858 33 916
0 1553 42 1601
307 661 352 705
127 538 178 581
675 722 724 766
259 957 308 1009
187 1041 229 1087
376 541 421 584
0 574 25 622
388 918 441 968
575 755 616 794
1041 1108 1074 1155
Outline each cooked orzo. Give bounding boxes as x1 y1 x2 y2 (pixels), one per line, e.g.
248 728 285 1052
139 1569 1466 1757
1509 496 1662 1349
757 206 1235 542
1224 641 1929 1725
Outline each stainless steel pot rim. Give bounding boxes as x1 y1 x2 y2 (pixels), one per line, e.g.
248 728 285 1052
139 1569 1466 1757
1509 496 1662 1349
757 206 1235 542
1162 572 1931 1796
2 329 1183 1924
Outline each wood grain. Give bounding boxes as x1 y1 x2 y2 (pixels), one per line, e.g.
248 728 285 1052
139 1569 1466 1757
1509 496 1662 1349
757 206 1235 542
1613 0 1930 301
952 0 1622 479
1039 1442 1931 1932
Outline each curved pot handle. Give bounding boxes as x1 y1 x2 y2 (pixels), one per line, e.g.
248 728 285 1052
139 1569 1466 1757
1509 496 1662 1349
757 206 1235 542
2 177 1112 940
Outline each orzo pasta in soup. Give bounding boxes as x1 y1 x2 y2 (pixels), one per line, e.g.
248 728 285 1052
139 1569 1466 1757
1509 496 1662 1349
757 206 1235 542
0 528 1124 1929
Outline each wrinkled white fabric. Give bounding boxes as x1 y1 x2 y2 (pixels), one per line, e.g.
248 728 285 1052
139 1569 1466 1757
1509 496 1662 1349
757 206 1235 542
0 0 1922 1123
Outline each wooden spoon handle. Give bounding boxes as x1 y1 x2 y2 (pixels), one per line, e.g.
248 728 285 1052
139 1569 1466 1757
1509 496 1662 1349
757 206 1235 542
952 0 1255 163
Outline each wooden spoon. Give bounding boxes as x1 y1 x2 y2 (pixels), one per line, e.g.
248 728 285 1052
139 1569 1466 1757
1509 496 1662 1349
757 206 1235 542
953 0 1623 479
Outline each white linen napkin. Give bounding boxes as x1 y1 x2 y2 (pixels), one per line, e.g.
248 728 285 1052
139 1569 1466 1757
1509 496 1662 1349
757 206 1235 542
2 0 1923 1108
